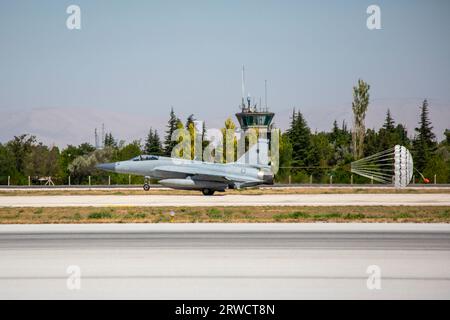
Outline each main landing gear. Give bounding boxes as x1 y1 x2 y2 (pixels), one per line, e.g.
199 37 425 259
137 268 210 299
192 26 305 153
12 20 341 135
202 189 215 196
143 176 150 191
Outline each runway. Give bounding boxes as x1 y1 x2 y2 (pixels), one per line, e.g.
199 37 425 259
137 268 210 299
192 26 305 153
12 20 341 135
0 223 449 299
1 184 449 191
0 193 449 207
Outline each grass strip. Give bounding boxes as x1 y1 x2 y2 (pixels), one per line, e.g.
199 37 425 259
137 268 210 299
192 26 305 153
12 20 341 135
1 206 449 224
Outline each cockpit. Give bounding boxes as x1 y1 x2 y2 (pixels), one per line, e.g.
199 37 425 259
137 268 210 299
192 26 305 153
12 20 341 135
131 155 159 161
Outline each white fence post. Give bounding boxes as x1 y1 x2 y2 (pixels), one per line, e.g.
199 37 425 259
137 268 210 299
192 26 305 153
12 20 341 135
108 176 111 186
28 176 31 186
88 176 91 186
8 176 10 186
68 176 71 186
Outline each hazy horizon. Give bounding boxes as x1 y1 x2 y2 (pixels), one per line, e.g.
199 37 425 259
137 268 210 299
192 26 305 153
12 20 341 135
1 0 449 147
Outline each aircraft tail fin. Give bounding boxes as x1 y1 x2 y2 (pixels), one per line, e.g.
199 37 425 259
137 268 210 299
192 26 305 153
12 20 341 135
236 138 269 166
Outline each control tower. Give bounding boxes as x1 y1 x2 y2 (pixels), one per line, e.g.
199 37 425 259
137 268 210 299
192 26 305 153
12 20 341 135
235 66 274 135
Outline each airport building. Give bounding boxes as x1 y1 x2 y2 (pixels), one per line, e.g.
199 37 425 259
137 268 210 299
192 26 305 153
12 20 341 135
235 67 275 141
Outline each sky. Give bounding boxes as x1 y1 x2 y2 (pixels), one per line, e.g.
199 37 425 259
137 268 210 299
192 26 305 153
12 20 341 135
0 0 449 146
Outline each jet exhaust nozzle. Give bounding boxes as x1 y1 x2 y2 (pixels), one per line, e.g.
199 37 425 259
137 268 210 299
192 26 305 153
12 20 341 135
258 170 274 185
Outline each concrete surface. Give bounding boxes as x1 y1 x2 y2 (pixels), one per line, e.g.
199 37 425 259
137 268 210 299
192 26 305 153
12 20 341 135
0 223 449 299
0 193 449 207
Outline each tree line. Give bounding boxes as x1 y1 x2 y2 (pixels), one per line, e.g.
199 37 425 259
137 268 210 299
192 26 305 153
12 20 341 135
0 81 449 185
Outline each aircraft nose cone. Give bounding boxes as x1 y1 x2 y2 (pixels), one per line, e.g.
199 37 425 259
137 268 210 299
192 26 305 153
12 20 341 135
96 162 116 172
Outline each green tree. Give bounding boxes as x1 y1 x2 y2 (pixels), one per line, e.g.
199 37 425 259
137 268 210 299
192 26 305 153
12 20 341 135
286 110 311 167
221 117 237 163
275 133 293 181
379 109 396 150
383 109 395 131
116 141 142 161
60 143 95 182
201 121 210 161
164 107 180 156
423 154 448 184
171 119 191 159
104 132 117 148
413 99 436 172
445 129 450 145
68 148 114 184
6 134 37 175
395 124 410 147
363 129 379 157
185 115 197 160
351 79 370 159
24 144 61 180
185 114 195 129
144 128 163 155
327 120 352 167
0 144 17 184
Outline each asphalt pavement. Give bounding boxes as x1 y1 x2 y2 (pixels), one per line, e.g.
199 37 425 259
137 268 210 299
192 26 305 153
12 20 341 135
0 223 449 299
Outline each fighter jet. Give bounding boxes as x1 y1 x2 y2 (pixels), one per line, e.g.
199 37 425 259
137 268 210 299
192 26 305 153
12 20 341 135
96 139 274 195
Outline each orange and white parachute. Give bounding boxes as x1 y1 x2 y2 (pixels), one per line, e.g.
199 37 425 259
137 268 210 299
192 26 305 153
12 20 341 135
351 145 414 188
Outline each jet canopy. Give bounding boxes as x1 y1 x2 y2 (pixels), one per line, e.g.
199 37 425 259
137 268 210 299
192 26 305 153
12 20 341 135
131 155 159 161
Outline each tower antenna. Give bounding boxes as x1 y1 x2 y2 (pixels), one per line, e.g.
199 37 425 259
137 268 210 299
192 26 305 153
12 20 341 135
265 80 268 111
95 128 99 149
241 65 246 110
101 123 105 148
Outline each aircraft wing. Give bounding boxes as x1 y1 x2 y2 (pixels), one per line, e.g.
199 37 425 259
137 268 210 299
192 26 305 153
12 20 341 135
152 165 260 184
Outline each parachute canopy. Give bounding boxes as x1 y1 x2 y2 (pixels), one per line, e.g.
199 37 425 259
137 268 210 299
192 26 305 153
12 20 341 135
351 145 414 188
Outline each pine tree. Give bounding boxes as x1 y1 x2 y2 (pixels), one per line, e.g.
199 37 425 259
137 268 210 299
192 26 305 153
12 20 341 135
287 110 311 167
144 128 163 155
379 109 396 150
104 132 117 148
286 108 297 138
201 121 209 161
330 120 339 143
413 99 436 172
395 124 410 147
185 114 195 129
383 109 395 131
164 107 180 156
153 130 162 155
185 114 196 160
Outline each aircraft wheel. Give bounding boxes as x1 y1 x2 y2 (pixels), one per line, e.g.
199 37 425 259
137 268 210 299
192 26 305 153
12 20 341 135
202 189 215 196
143 183 150 191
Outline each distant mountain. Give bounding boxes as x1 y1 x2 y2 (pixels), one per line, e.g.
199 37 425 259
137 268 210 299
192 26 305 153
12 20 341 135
0 107 166 147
